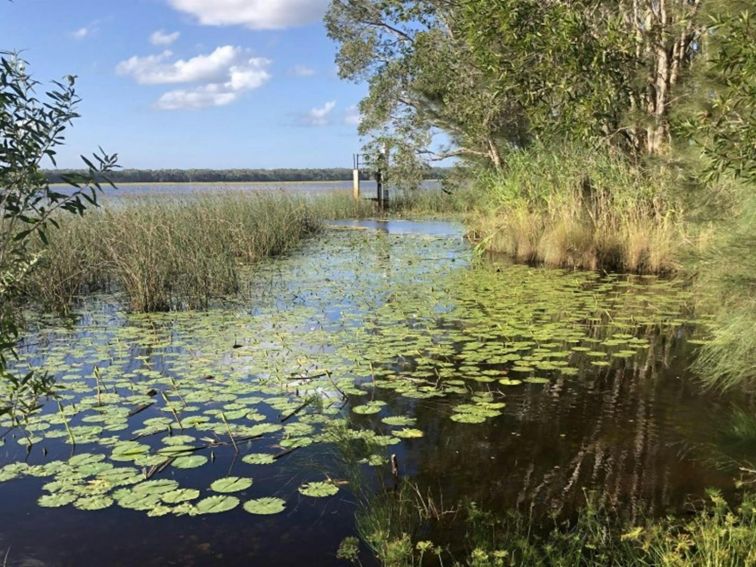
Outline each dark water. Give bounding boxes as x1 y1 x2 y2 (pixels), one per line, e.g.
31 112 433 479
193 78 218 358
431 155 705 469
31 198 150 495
0 220 751 566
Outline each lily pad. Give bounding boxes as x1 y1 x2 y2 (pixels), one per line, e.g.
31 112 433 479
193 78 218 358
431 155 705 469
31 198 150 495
242 453 277 465
194 495 239 514
298 481 339 498
210 477 253 494
172 455 208 469
244 497 286 515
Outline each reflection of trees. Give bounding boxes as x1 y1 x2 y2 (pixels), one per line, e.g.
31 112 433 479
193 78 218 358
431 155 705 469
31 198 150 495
399 333 745 527
359 269 751 529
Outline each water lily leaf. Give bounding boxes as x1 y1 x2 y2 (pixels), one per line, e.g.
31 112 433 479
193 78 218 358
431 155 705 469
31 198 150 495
381 416 416 427
393 428 424 439
162 488 200 504
210 477 253 494
38 492 77 508
195 495 239 514
147 505 173 517
352 401 384 415
242 453 277 465
161 435 196 446
298 481 339 498
74 495 114 511
243 497 286 515
450 413 487 424
132 479 180 495
172 455 208 469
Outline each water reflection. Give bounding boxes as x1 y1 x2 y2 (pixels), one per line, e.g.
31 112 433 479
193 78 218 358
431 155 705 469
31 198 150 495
0 221 752 566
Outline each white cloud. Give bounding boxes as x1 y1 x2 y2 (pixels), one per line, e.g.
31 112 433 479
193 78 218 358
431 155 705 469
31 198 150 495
116 46 248 84
344 105 361 126
167 0 330 30
150 29 180 46
289 65 315 77
71 26 93 40
116 46 271 110
303 100 336 126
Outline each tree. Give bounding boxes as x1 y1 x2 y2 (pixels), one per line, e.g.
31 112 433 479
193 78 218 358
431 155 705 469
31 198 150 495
461 0 705 157
327 1 707 167
1 52 117 419
677 6 755 182
325 0 529 175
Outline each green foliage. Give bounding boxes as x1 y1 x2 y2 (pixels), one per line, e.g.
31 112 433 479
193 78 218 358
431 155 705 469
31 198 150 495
336 536 362 565
327 0 706 167
471 146 686 273
353 491 756 566
677 8 756 183
1 52 117 418
326 0 524 175
693 185 756 390
461 0 633 149
453 491 756 567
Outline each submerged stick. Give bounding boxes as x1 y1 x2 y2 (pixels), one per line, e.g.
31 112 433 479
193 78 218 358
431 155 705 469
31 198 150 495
280 397 314 422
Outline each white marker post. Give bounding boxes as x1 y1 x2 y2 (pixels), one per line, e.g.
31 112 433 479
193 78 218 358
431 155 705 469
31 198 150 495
352 154 361 200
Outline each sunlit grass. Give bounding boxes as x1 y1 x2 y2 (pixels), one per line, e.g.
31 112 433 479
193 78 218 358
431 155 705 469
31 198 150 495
23 192 376 312
470 146 688 274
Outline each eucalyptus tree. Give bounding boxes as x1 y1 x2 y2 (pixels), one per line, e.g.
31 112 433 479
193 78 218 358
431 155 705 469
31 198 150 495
325 0 529 174
461 0 706 157
1 52 117 418
677 5 755 182
327 0 710 166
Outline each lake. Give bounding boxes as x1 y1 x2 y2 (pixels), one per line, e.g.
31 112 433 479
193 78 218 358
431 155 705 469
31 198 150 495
0 219 751 565
51 180 441 203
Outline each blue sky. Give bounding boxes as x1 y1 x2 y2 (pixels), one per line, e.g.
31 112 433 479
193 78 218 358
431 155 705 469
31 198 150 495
2 0 368 169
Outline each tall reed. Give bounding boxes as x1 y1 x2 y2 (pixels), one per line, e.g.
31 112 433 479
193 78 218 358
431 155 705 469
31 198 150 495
23 192 375 312
470 147 687 274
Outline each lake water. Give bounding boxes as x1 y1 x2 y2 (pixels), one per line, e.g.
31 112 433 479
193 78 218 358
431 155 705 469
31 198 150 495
0 220 751 566
52 180 441 203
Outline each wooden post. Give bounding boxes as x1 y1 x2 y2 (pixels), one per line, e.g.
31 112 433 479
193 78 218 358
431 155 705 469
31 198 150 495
352 154 361 200
376 170 383 206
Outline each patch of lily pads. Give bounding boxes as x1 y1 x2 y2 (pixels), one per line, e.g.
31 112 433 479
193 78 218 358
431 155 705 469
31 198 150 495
0 225 696 519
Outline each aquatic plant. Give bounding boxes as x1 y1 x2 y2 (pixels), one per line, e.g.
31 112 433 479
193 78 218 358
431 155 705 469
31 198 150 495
0 220 732 567
470 146 687 274
23 192 375 312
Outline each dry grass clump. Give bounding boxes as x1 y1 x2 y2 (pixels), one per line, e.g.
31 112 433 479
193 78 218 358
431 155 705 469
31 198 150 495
470 147 687 274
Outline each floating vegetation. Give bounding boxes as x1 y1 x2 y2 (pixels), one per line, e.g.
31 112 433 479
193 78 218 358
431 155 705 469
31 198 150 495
298 481 339 498
244 497 286 515
210 477 253 494
0 222 701 524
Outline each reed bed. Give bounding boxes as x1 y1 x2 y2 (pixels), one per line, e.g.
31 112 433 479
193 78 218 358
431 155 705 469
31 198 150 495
470 147 688 274
23 192 376 312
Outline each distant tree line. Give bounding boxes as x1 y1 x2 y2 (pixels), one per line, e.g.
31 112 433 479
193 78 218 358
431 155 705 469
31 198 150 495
44 167 448 184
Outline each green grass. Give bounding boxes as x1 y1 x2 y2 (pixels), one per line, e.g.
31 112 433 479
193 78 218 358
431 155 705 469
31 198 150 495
469 146 688 274
20 190 464 313
458 490 756 567
22 192 377 312
344 486 756 567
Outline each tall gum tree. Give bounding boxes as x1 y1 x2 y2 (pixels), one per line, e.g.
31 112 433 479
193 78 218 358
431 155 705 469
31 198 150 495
325 0 530 172
461 0 704 157
327 1 709 165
